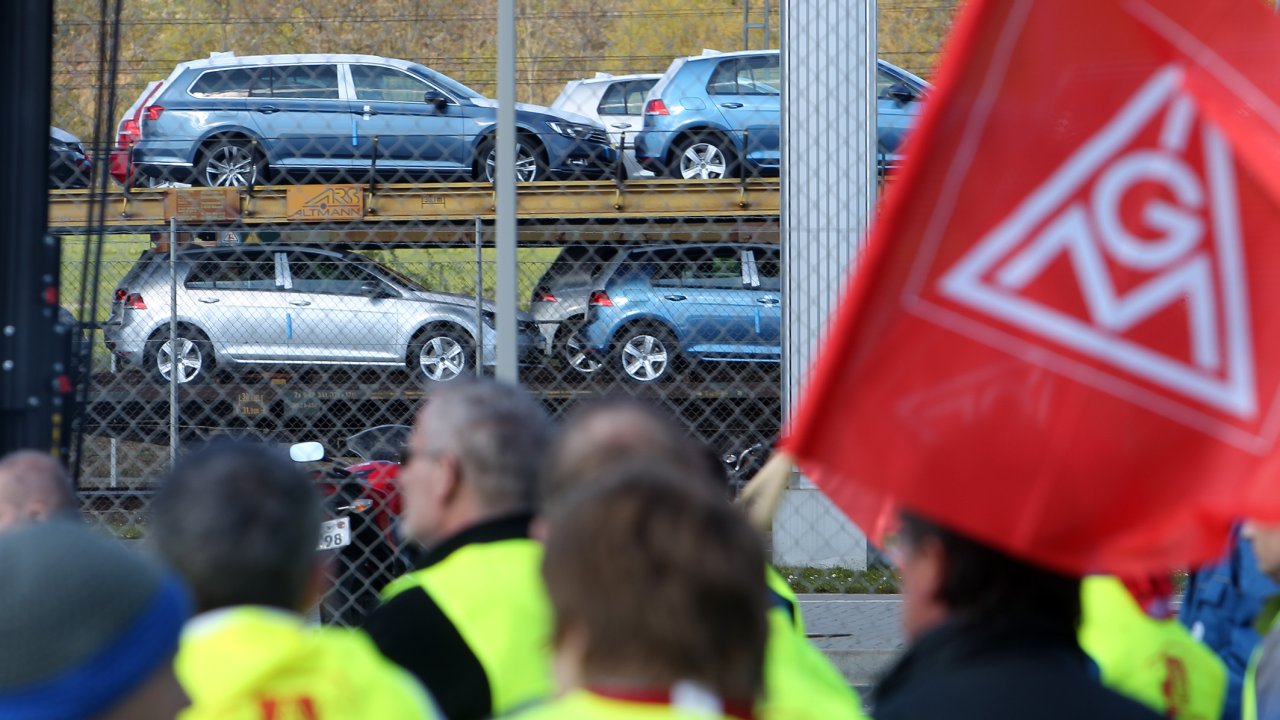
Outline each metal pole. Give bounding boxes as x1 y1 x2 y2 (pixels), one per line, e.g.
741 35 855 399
495 0 518 382
109 354 118 488
168 218 178 466
475 217 484 376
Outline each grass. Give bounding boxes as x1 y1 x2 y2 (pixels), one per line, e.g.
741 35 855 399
778 565 902 594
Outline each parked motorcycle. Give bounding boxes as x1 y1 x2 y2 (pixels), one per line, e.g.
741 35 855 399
291 424 412 626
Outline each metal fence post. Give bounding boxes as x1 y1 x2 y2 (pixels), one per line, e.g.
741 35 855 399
495 0 518 382
168 217 178 466
475 217 484 375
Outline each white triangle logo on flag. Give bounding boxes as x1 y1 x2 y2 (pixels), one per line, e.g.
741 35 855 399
936 65 1258 424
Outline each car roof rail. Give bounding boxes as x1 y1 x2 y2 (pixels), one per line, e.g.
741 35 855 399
593 72 614 79
208 51 236 60
700 48 723 56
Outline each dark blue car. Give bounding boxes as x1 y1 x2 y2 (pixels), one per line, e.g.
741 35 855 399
576 243 781 383
131 53 618 186
635 49 927 180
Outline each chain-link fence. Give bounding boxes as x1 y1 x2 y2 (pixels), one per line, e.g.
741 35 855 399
52 0 957 624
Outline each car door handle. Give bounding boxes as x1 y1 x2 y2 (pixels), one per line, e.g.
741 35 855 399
756 297 780 306
720 102 744 109
611 122 632 128
664 294 687 302
289 300 311 307
363 104 377 118
197 297 220 304
255 105 279 114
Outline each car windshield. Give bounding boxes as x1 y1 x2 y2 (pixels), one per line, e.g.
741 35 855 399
410 64 483 100
346 424 411 462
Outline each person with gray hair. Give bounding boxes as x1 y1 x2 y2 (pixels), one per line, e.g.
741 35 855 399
364 379 556 720
150 441 439 719
0 450 76 531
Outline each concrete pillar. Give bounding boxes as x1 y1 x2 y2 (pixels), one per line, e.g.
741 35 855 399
776 0 877 569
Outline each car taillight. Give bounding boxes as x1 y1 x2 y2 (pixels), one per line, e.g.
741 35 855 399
644 99 669 116
589 290 612 307
144 105 164 121
124 293 147 310
114 288 127 302
533 286 557 302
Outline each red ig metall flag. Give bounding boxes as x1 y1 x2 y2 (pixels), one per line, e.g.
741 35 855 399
782 0 1280 575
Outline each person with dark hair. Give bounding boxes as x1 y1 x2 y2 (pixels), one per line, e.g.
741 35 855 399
541 398 867 720
363 380 556 720
0 518 189 720
872 512 1161 720
512 468 768 719
150 441 438 719
0 450 77 531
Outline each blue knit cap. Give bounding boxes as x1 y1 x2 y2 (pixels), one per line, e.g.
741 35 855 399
0 519 190 719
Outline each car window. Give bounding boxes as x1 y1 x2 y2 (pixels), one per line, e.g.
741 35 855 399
597 80 657 116
755 248 780 292
351 65 434 103
189 68 259 99
288 253 377 295
262 64 340 100
684 248 745 289
707 57 780 96
184 253 277 291
877 66 919 101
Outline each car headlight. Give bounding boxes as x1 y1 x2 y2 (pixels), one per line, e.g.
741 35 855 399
547 121 600 141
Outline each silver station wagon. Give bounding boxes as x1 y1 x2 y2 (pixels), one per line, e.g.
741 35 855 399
103 245 540 383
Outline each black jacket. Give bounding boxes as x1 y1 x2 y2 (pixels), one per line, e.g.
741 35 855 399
873 615 1162 720
362 514 538 720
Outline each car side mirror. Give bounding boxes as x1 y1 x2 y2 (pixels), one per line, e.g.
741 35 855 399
361 280 391 298
887 82 918 105
290 442 325 463
424 90 449 112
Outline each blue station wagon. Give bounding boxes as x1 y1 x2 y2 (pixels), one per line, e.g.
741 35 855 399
131 53 618 186
574 244 781 383
634 49 928 179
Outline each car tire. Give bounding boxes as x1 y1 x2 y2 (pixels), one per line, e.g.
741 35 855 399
147 327 214 384
197 138 265 188
557 323 603 376
672 133 737 180
410 326 474 383
615 324 677 383
477 135 547 183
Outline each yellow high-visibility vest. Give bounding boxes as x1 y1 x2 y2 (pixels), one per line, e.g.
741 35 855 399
382 537 553 716
1080 576 1227 720
176 606 439 720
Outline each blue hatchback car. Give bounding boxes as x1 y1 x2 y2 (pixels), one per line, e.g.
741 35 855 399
576 243 781 383
634 49 927 180
131 53 618 186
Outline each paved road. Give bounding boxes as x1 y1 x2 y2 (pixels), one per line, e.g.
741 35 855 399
798 594 905 689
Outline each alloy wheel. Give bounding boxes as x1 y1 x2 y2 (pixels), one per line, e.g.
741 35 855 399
564 333 603 374
204 144 257 187
621 333 669 382
419 336 466 382
679 142 728 180
156 338 203 384
485 144 539 183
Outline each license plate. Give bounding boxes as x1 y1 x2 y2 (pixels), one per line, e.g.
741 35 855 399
318 517 351 550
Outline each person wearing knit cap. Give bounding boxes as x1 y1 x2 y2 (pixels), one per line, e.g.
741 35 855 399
150 441 440 720
0 518 191 720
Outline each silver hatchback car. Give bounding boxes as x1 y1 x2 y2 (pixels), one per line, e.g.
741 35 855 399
103 245 539 383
